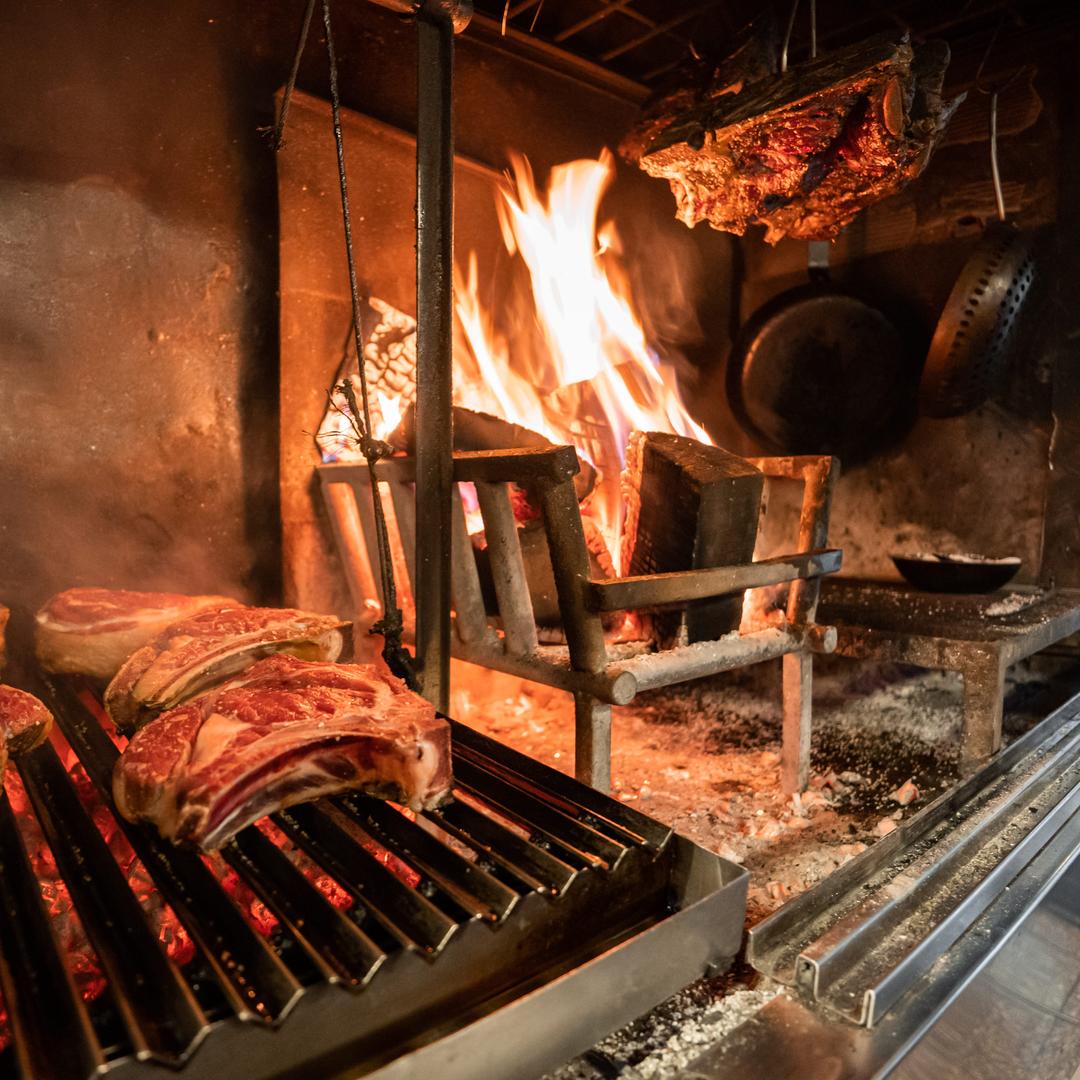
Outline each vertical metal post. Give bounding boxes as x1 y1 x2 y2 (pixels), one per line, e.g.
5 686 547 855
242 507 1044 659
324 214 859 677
414 4 460 712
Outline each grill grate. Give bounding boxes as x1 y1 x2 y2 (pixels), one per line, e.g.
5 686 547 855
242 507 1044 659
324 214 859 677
0 670 746 1080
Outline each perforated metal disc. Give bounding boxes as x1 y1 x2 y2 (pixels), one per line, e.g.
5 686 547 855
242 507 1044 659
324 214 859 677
919 226 1037 418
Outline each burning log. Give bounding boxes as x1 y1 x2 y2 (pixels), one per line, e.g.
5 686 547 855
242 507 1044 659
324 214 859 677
622 433 763 646
629 33 963 243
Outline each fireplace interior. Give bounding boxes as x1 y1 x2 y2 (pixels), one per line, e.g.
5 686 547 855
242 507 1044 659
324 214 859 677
2 0 1080 1077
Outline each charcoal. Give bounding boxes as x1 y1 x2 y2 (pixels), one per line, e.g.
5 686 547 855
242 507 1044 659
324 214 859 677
621 433 763 646
631 33 963 244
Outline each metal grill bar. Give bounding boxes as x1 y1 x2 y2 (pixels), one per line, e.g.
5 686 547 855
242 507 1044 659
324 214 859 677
17 743 208 1064
274 803 459 954
221 828 386 989
427 797 579 896
0 788 104 1080
340 797 521 922
454 757 628 868
41 677 304 1025
452 721 672 850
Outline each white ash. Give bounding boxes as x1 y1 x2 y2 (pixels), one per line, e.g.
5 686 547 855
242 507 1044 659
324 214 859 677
546 982 780 1080
984 591 1041 617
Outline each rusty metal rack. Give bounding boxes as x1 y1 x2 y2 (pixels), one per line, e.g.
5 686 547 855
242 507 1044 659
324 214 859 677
0 669 747 1080
319 446 841 793
818 579 1080 772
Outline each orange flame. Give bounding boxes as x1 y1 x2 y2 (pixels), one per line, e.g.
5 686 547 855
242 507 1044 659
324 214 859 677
453 149 711 569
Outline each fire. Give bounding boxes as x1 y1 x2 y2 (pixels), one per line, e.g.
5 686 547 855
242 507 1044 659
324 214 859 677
319 148 712 575
453 148 711 570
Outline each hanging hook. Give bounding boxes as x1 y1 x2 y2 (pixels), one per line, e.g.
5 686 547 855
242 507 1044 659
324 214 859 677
988 90 1006 223
781 0 817 73
780 0 800 73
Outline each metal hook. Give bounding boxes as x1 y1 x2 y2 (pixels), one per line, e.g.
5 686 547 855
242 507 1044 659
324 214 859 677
781 0 799 73
781 0 816 74
988 90 1006 223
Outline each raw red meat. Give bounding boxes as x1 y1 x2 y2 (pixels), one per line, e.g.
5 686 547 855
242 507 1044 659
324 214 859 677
105 606 349 732
112 654 451 851
631 34 962 243
35 588 239 679
0 685 53 771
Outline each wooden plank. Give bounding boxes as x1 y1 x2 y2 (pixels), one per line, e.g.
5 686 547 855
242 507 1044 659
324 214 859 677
474 481 539 657
622 433 763 644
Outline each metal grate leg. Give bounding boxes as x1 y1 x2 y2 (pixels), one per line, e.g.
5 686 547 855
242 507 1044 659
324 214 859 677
574 692 612 793
782 651 812 793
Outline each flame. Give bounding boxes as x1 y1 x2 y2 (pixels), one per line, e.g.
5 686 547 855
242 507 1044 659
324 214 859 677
375 390 403 441
454 148 711 569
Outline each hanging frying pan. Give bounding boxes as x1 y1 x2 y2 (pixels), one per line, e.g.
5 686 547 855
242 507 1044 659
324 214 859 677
726 241 909 461
725 1 910 461
918 86 1037 418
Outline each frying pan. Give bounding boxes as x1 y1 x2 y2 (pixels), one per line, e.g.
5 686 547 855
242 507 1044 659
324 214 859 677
918 89 1037 418
726 241 909 461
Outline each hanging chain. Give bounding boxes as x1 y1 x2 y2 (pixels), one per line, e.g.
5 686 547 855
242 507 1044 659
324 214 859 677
273 0 418 689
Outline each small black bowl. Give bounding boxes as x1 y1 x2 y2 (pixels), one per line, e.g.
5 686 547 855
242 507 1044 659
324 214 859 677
890 553 1022 594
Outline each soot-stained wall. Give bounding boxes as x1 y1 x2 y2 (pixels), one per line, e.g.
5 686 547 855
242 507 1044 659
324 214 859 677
0 0 735 620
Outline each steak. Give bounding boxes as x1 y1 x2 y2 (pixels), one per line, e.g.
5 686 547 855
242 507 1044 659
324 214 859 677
0 605 8 678
112 653 450 850
105 606 350 732
36 588 239 680
0 686 54 772
631 34 962 243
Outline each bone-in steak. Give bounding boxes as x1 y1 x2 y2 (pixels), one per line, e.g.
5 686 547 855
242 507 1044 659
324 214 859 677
36 588 239 680
112 654 450 850
0 685 54 772
105 606 350 732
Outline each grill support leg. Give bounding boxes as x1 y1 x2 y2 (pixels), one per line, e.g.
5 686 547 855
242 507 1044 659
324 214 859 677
960 658 1005 773
782 651 812 793
575 693 611 793
414 7 456 712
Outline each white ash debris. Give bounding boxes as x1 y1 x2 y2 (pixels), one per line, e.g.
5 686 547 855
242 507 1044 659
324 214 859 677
547 984 781 1080
984 592 1041 618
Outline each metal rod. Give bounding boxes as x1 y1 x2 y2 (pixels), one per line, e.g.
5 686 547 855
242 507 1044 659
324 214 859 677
415 4 456 713
989 90 1007 222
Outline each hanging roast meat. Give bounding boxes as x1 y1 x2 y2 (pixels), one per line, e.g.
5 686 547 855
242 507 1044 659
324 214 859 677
629 33 963 244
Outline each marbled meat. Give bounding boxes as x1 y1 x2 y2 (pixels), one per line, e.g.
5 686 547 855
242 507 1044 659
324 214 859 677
0 685 54 772
112 653 451 850
632 34 962 243
105 606 349 732
36 588 239 680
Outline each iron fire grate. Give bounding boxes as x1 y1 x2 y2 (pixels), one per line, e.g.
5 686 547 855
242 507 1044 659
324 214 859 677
0 671 746 1080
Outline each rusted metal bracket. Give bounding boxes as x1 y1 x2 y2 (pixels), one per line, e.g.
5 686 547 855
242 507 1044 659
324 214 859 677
319 449 840 794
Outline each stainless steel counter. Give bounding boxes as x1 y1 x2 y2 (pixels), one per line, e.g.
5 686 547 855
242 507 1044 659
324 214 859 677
685 837 1080 1079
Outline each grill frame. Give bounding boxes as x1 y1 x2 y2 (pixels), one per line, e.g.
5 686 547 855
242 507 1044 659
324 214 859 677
0 670 747 1080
